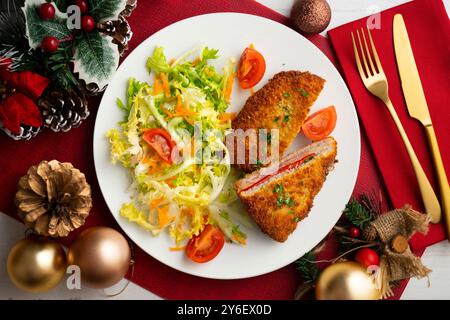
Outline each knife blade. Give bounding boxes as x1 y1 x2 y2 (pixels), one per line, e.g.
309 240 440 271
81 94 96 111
393 14 431 126
393 13 450 231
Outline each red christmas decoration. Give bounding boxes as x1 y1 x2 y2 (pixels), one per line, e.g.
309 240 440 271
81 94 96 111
355 248 380 268
75 0 89 14
39 3 56 20
41 36 59 52
0 58 50 134
348 226 361 238
81 15 96 32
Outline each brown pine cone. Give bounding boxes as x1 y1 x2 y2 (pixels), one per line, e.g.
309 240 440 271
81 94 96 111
1 124 41 141
15 160 92 237
38 87 89 132
121 0 137 17
98 16 133 56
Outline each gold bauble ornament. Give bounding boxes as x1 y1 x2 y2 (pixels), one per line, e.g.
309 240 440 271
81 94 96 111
67 227 131 289
316 262 380 300
7 237 67 293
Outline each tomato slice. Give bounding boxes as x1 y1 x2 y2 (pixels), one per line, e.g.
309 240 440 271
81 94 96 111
142 128 176 164
302 106 337 141
186 224 225 263
237 46 266 89
239 153 315 193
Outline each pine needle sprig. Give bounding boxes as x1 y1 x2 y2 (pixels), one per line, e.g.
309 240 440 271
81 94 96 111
343 200 374 229
295 251 320 283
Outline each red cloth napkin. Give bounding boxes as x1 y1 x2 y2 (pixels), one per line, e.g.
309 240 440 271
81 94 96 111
0 0 428 300
328 0 450 250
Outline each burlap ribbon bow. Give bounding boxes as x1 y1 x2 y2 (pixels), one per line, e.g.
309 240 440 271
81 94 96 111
363 205 431 297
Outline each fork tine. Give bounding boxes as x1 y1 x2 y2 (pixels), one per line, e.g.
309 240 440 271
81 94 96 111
366 26 383 73
356 29 371 76
360 28 376 74
351 32 365 79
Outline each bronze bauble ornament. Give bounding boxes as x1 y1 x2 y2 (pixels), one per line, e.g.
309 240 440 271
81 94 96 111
7 237 67 292
291 0 332 35
316 262 381 300
67 227 131 289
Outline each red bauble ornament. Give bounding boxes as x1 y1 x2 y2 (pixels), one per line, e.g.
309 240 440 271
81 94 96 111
81 15 96 33
75 0 89 14
349 227 361 238
355 248 380 269
39 3 56 20
41 36 59 53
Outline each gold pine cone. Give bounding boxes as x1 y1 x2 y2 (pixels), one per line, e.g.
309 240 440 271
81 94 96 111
15 160 92 237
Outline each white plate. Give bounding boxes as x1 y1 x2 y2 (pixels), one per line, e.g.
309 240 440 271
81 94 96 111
93 13 360 279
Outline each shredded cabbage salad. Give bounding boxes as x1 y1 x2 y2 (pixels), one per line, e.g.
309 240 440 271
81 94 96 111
107 46 251 246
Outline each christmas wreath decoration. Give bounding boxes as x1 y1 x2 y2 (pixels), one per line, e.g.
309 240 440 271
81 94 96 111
295 194 431 300
0 0 136 140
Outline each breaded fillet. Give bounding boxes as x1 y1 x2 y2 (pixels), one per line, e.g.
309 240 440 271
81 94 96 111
231 71 325 172
235 137 337 242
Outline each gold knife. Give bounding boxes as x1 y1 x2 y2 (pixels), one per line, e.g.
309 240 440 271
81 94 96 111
393 14 449 230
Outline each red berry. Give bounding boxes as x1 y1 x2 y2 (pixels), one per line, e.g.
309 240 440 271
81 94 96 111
349 227 361 238
75 0 89 14
81 15 96 32
355 248 380 269
39 3 56 20
41 36 59 53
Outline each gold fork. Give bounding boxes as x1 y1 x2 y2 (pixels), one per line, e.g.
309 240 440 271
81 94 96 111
351 27 441 223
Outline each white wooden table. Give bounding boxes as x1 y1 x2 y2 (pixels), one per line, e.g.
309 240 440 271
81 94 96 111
1 0 449 300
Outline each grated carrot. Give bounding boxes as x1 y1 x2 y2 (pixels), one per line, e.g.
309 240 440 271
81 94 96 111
159 73 171 98
153 75 163 95
224 72 235 102
191 57 201 66
150 196 166 209
218 112 237 123
164 176 177 187
157 205 174 228
169 246 186 252
232 235 247 245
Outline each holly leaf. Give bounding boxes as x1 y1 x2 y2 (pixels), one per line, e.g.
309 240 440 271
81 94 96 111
22 0 70 49
73 31 119 89
88 0 127 22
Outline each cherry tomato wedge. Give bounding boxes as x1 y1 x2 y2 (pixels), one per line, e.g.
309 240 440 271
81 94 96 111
237 46 266 89
186 224 225 263
142 128 176 164
301 106 337 141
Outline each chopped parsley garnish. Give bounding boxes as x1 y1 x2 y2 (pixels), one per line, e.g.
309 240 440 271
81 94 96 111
288 209 295 215
285 197 295 207
283 115 290 122
274 116 280 122
274 183 284 194
293 216 300 222
274 183 296 208
267 132 272 144
283 92 291 98
276 196 284 206
297 88 310 97
256 159 262 165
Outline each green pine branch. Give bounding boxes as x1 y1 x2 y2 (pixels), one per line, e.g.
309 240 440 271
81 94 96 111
295 251 319 283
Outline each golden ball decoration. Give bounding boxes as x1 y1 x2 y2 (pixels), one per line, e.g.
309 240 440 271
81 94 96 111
316 262 381 300
7 237 67 293
67 227 131 289
291 0 332 35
